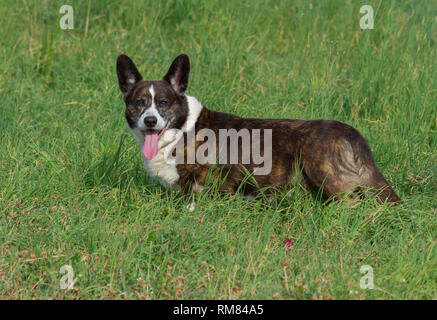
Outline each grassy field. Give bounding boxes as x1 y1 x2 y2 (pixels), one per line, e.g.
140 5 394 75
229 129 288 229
0 0 436 299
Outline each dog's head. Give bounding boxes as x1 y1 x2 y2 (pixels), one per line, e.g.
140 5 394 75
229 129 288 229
116 54 190 159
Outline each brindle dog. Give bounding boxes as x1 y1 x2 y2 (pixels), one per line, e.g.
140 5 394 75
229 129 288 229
117 54 402 205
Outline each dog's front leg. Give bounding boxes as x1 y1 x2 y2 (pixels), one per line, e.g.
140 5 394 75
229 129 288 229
182 182 204 212
185 201 197 212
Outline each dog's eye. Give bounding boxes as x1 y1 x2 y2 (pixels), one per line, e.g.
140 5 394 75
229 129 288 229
136 98 145 105
159 100 168 108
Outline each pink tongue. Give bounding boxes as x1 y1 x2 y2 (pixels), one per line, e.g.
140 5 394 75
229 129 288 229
142 132 159 160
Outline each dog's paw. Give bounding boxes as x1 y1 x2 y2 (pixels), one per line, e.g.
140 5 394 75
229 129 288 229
185 202 196 212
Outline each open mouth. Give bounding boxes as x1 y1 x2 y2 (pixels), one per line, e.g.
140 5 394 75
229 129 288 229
140 128 166 160
140 128 165 138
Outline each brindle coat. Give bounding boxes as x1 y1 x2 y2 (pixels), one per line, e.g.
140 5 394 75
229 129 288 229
177 109 402 204
116 54 402 205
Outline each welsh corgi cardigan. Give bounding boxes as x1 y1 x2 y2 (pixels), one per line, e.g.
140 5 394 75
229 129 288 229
116 54 402 205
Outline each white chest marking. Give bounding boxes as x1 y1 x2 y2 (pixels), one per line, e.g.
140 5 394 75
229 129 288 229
130 94 203 188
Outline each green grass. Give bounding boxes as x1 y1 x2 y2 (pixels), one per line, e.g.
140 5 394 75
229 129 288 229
0 0 436 299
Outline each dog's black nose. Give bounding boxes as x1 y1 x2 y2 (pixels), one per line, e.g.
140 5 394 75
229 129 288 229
144 116 157 127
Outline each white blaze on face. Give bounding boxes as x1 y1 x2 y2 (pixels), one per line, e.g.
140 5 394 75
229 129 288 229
137 85 166 131
137 85 167 160
129 93 204 188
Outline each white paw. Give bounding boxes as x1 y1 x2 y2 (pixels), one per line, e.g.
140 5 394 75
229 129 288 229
185 202 196 212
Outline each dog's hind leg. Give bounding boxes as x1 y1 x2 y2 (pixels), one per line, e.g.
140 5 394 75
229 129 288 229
303 138 402 205
345 137 403 205
335 139 403 205
359 165 403 205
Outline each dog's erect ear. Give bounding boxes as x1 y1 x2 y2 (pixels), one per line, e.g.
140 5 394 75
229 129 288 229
116 54 143 98
163 54 190 94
